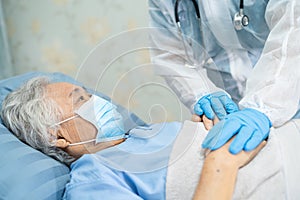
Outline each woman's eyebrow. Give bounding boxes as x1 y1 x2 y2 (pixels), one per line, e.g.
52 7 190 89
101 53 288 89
68 87 81 97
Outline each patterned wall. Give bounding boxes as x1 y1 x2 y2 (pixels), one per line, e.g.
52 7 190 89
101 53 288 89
2 0 190 123
3 0 147 75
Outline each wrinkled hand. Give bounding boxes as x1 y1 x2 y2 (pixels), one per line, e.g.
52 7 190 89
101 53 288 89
194 91 239 121
236 140 267 168
208 136 267 169
202 108 272 154
191 114 219 130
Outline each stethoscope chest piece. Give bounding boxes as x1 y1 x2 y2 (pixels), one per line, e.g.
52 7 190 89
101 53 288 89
234 0 249 31
234 10 249 30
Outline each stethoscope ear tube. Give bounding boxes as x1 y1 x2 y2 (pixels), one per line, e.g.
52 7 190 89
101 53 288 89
174 0 181 23
175 0 200 24
190 0 200 19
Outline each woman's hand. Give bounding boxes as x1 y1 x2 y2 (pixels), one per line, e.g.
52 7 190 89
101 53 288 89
208 137 267 169
193 138 267 200
191 114 219 130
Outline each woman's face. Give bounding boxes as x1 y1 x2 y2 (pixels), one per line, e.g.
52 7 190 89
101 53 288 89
46 82 96 145
45 82 122 158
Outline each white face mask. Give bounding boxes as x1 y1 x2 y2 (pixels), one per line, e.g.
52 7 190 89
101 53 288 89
54 95 125 146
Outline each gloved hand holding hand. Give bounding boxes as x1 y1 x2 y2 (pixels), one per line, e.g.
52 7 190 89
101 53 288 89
194 91 239 121
202 108 272 154
191 114 219 130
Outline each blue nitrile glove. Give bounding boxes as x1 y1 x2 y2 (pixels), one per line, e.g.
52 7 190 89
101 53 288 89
202 108 272 154
194 91 239 120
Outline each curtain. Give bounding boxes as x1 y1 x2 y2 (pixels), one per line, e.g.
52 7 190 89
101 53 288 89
0 0 13 79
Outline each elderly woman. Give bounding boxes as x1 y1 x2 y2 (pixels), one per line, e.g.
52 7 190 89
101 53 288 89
1 76 293 200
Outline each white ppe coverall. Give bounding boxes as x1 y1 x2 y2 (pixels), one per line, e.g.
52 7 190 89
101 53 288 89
148 0 300 127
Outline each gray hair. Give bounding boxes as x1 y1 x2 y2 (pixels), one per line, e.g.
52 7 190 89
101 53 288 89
0 77 75 165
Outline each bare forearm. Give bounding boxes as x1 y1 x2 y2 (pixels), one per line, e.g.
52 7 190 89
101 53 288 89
192 139 266 200
193 154 239 200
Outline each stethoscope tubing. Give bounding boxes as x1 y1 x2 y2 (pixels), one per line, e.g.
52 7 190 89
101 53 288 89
174 0 246 27
173 0 248 67
174 0 200 24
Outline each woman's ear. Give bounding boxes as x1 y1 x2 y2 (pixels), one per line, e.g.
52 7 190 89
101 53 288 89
56 138 70 148
49 127 70 148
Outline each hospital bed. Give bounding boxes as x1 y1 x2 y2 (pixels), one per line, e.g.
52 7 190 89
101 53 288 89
0 72 146 200
1 72 300 200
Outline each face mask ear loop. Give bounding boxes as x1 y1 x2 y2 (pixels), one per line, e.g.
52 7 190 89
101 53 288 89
50 115 79 128
68 139 96 146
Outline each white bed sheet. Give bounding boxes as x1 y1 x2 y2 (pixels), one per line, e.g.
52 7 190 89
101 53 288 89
166 120 300 200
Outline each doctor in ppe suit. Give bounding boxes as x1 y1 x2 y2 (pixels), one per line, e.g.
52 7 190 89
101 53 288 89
148 0 300 154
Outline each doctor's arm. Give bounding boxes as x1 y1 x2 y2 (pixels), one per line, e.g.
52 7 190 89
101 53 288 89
239 0 300 127
148 0 238 123
203 0 300 154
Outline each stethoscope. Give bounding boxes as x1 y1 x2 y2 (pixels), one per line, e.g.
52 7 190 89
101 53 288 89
175 0 249 31
174 0 249 67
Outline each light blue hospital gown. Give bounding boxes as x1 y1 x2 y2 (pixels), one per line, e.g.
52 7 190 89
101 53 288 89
63 122 182 200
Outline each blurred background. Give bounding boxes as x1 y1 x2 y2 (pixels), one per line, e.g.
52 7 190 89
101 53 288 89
0 0 190 123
